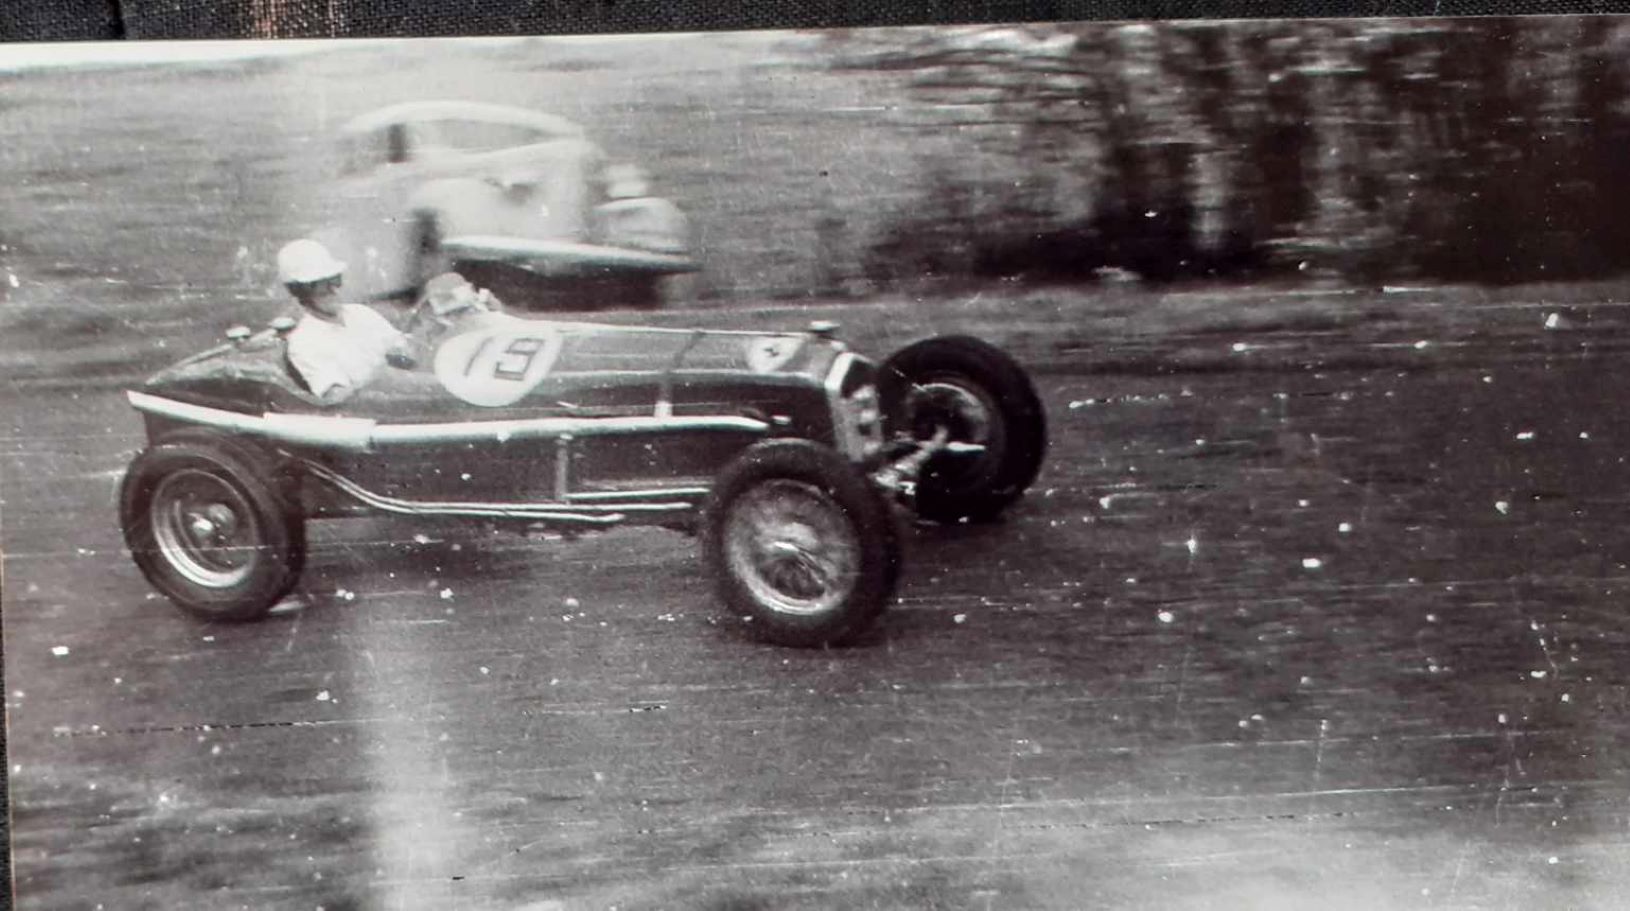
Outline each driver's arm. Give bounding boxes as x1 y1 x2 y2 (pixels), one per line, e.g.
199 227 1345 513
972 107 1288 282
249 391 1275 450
314 381 356 405
287 343 355 404
386 335 420 370
355 305 420 369
400 285 502 354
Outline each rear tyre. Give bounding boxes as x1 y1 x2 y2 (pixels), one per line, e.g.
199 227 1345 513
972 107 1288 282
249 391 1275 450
119 431 305 622
704 440 900 647
879 335 1047 524
614 275 664 311
532 274 663 312
454 260 535 310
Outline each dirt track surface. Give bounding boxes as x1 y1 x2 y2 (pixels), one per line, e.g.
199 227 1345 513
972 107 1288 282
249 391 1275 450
6 322 1630 910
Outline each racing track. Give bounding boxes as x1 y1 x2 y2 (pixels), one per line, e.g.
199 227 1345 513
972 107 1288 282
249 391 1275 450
6 326 1630 909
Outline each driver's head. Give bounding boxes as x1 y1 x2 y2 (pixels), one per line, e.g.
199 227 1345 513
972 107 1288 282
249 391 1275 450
277 239 346 307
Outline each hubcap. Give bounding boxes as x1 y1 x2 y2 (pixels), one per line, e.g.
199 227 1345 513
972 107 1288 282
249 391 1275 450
724 480 860 617
150 469 260 589
908 381 992 441
906 376 1004 487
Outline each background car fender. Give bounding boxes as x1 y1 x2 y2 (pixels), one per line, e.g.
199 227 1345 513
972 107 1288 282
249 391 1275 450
407 178 503 245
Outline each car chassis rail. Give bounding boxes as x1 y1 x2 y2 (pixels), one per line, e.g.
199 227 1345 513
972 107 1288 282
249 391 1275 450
295 430 971 528
127 390 770 451
131 390 974 530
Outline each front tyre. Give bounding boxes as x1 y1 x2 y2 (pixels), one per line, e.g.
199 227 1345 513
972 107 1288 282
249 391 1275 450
119 432 306 622
879 335 1047 524
704 440 900 647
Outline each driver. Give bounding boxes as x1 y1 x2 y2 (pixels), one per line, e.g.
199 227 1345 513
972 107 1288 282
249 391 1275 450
277 238 417 403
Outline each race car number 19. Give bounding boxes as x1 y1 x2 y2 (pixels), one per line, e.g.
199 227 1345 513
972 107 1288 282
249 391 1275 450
434 328 564 407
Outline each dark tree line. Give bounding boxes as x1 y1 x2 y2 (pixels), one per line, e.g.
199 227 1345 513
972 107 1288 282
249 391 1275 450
838 18 1630 288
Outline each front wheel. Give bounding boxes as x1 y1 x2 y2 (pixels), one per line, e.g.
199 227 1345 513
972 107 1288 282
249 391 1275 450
119 432 306 621
704 440 901 647
879 335 1047 524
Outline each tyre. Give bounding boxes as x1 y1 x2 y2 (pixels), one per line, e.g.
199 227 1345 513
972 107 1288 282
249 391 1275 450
119 431 306 621
615 275 664 311
536 274 663 312
879 335 1047 524
454 260 536 310
703 440 901 647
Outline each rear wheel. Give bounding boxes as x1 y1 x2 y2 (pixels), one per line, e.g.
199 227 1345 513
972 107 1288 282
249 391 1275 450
533 274 664 312
453 260 534 309
608 274 664 311
120 432 305 621
704 440 900 647
879 335 1047 524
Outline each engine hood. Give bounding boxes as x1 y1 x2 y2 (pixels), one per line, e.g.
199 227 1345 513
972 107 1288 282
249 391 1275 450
516 317 835 377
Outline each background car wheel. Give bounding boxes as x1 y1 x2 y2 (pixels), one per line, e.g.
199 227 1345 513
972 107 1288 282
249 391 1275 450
879 335 1047 524
454 260 537 309
119 431 306 622
704 440 900 647
611 274 664 311
527 274 664 312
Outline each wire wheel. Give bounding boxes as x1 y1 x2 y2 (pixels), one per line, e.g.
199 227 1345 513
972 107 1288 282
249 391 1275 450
904 375 1006 491
723 479 861 618
149 469 264 590
705 440 900 647
880 335 1047 523
121 431 305 622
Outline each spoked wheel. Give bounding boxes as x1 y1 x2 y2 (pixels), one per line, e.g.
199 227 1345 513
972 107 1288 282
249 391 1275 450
705 440 900 647
724 479 863 618
149 470 263 590
120 431 305 621
879 335 1047 524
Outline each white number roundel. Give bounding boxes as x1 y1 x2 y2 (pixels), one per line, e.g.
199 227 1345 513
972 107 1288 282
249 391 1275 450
434 327 563 407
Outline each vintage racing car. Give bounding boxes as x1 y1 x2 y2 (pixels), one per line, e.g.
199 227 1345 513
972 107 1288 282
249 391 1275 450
118 301 1046 647
320 101 697 308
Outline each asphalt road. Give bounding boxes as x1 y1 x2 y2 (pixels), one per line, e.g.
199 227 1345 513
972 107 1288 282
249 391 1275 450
6 326 1630 910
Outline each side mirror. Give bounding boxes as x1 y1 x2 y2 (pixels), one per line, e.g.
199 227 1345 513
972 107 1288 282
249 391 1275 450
225 325 252 345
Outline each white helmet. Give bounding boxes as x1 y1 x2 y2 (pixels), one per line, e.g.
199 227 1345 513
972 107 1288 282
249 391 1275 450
276 238 346 285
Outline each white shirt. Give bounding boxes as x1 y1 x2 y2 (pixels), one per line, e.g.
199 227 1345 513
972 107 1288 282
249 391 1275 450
286 304 405 401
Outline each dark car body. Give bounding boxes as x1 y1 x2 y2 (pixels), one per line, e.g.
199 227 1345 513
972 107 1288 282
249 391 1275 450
120 304 1044 646
129 313 881 526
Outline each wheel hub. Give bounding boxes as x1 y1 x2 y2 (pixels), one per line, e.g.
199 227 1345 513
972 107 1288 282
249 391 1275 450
764 520 820 554
908 381 995 450
724 480 860 617
761 534 834 599
185 503 238 545
150 469 260 590
905 378 1004 488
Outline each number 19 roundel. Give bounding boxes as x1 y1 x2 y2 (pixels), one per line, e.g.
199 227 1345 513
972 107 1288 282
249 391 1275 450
434 327 564 407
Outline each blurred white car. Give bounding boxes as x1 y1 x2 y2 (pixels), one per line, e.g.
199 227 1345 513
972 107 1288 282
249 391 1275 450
319 101 697 308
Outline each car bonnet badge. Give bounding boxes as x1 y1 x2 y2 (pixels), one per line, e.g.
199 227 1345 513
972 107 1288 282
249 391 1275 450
745 335 804 374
